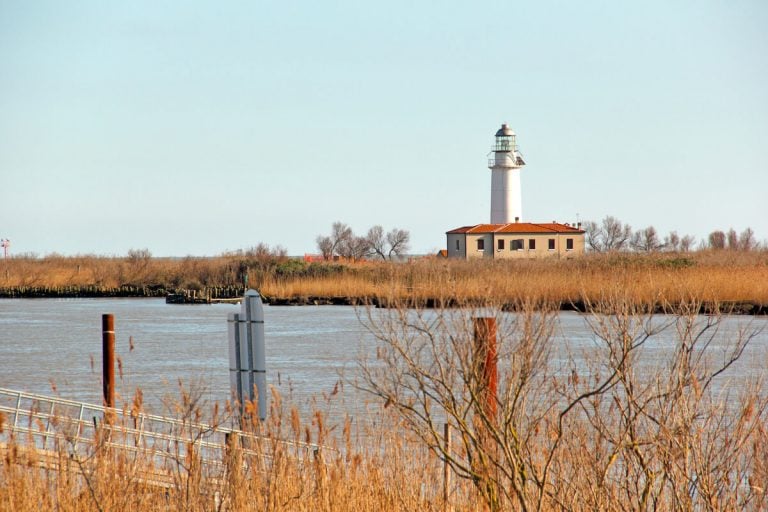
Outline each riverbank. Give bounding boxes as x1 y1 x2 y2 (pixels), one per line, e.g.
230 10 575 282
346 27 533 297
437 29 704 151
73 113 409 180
1 287 766 315
2 251 767 313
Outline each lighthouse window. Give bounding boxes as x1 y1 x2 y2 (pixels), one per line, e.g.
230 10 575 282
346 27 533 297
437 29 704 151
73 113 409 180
497 239 504 250
477 239 485 251
548 239 556 251
528 239 536 250
455 239 460 251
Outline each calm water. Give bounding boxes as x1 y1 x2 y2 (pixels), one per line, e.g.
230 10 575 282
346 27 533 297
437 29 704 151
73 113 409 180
1 299 766 421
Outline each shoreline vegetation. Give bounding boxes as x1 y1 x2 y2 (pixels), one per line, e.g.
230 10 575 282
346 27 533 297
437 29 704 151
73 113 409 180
1 250 767 313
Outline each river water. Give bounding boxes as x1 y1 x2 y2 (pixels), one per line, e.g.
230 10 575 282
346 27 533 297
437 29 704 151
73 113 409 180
1 298 766 424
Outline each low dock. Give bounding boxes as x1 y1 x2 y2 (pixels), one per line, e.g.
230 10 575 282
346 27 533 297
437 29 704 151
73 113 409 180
165 287 247 304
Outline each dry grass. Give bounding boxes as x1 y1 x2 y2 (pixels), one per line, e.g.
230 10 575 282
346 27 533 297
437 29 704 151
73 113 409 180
0 390 468 512
2 250 767 307
266 251 768 306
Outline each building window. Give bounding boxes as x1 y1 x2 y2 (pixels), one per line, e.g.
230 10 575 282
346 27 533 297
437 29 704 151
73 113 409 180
566 238 574 251
455 239 460 251
477 239 485 251
528 239 536 250
548 239 555 250
497 239 504 250
511 239 524 250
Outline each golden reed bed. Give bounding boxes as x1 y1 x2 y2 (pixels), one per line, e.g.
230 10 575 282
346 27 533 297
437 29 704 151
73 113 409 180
1 250 767 308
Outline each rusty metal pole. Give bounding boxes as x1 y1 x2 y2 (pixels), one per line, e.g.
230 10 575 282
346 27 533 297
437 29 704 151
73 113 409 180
102 314 115 410
473 317 499 506
473 317 498 419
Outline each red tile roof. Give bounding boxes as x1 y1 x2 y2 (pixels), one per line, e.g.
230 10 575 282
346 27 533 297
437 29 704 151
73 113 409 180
446 224 502 234
447 222 584 234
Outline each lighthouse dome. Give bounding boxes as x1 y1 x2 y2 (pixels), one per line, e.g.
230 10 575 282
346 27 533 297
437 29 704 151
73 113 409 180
495 124 515 137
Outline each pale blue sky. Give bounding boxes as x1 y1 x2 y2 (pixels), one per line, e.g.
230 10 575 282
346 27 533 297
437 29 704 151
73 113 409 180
1 1 766 256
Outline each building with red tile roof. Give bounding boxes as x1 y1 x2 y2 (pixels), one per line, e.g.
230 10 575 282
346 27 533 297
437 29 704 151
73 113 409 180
446 221 585 259
447 124 585 259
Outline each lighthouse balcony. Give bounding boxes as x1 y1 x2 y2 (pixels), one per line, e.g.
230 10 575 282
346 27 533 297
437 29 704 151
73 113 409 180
488 157 522 167
488 152 525 167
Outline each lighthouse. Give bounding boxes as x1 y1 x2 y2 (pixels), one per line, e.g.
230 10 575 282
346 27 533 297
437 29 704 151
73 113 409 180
488 124 526 224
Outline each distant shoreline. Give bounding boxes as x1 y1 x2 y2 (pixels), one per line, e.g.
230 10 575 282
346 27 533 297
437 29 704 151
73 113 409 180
1 285 766 315
2 251 767 315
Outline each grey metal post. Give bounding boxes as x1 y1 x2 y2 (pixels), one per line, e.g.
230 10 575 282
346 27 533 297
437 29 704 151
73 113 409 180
227 289 267 421
227 312 243 408
244 290 267 420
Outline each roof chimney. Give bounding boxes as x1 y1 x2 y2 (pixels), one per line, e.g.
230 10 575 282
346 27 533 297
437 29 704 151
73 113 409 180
515 216 519 223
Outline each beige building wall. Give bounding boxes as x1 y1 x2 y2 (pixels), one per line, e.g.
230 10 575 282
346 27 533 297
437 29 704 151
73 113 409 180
447 232 585 260
446 233 467 259
465 234 494 259
492 233 585 259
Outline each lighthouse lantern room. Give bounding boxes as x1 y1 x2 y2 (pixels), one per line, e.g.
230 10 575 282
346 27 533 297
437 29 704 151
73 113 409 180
488 123 526 224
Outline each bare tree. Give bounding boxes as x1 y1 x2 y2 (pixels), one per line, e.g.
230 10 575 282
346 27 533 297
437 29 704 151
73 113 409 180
366 225 387 260
366 226 411 260
679 234 696 252
315 222 354 259
319 222 410 261
602 216 633 251
585 216 633 252
386 228 410 259
330 222 353 255
664 231 680 252
582 220 600 251
357 295 767 511
708 230 726 249
727 228 739 250
631 225 664 252
125 248 152 274
244 242 287 260
123 248 153 284
127 248 152 261
316 235 333 260
338 235 369 262
739 227 757 251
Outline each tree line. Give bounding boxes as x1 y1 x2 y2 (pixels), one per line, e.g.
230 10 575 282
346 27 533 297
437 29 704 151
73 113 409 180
315 222 410 261
584 216 760 252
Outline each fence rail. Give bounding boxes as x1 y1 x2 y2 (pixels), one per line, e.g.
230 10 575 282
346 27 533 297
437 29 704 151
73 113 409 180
0 387 327 478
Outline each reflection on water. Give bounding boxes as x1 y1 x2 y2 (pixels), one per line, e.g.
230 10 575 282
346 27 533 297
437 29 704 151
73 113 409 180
1 299 766 422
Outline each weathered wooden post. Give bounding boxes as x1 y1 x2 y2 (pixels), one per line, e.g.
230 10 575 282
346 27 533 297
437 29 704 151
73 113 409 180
228 290 267 421
473 317 498 419
472 316 499 507
102 314 115 410
101 313 116 433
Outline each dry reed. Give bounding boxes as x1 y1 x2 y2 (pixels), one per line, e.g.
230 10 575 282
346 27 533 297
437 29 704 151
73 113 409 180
2 251 767 307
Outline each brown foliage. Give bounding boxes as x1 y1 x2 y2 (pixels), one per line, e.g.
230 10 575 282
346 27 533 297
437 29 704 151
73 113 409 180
1 251 767 308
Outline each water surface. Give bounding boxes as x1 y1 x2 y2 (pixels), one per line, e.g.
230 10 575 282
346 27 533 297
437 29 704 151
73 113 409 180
1 299 765 422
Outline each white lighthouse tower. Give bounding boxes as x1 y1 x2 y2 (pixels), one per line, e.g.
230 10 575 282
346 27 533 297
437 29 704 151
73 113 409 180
488 123 526 224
